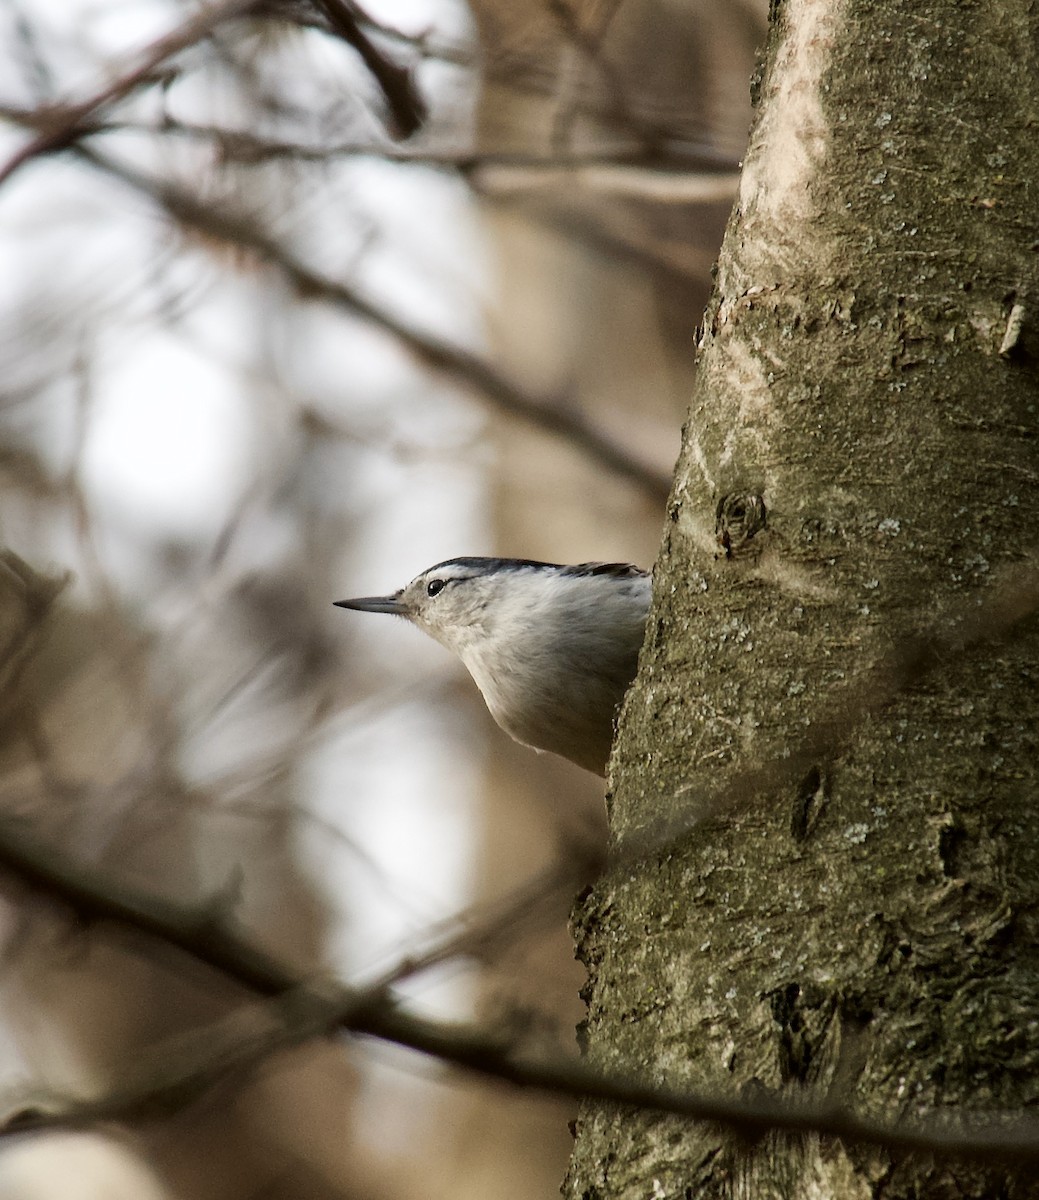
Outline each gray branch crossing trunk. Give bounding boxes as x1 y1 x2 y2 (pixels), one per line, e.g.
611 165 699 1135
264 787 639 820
566 0 1039 1196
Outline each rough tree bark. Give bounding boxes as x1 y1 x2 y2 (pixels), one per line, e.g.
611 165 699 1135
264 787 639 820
566 0 1039 1196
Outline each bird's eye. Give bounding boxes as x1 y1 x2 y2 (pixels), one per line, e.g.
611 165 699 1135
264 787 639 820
426 578 446 597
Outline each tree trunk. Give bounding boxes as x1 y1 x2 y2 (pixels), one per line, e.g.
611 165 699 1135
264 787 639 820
566 0 1039 1196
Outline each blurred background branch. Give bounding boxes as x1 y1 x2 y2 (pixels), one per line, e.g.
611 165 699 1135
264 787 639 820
6 714 1039 1171
0 0 427 190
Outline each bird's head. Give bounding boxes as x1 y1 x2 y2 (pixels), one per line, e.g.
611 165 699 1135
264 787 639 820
335 557 552 654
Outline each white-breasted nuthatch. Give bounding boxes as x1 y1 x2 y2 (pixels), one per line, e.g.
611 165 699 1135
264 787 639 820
335 557 651 775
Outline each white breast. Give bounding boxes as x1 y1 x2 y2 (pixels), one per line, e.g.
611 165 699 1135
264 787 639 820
458 571 650 774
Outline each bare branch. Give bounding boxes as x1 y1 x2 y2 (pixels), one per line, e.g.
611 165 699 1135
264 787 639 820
0 551 70 708
0 844 586 1133
254 0 472 66
310 0 426 139
3 797 1039 1163
359 855 597 991
1 981 347 1132
0 0 430 190
0 106 739 180
0 0 257 190
469 162 738 205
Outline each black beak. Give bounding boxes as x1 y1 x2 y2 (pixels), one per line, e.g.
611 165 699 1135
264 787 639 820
333 593 403 614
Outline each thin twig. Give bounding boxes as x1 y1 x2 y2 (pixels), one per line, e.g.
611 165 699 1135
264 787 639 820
0 105 739 181
359 855 596 992
0 0 257 190
0 981 353 1131
311 0 426 138
254 0 471 66
48 113 736 171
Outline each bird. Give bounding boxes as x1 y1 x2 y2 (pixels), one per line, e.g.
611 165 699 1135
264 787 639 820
335 557 651 775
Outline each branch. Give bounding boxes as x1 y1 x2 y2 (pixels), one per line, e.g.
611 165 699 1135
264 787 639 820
1 980 350 1132
1 102 731 286
0 551 70 707
0 858 589 1132
3 811 1039 1164
86 116 737 172
310 0 426 139
0 106 738 192
361 855 598 990
0 0 257 191
253 0 472 66
70 144 671 503
0 0 429 191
